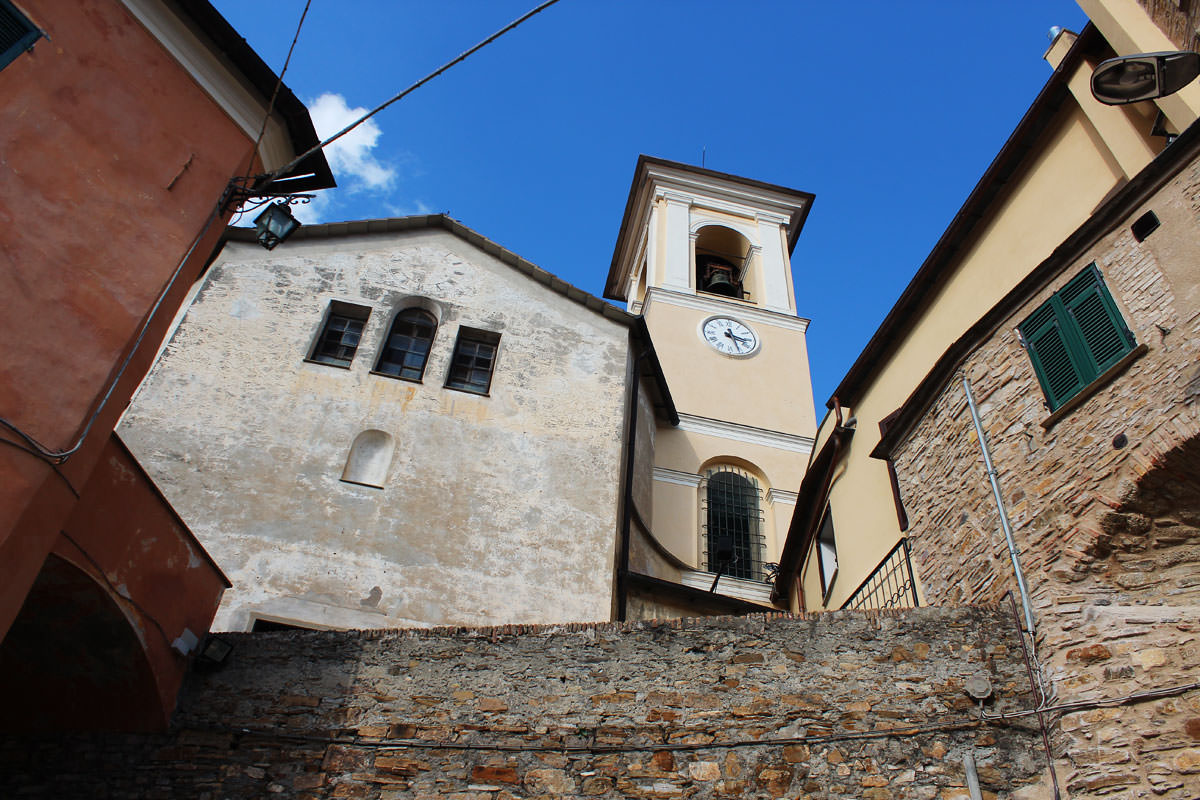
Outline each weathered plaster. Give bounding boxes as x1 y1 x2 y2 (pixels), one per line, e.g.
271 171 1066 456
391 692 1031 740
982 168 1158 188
121 229 632 630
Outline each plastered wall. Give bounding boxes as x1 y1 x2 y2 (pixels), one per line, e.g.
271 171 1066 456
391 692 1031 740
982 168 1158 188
120 228 632 631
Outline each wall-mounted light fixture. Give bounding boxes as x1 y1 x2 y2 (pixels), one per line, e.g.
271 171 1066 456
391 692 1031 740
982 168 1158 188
1091 51 1200 105
197 634 233 666
221 175 314 250
253 202 302 250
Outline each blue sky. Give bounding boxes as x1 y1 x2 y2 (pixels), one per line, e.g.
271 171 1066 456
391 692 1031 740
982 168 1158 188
216 1 1089 406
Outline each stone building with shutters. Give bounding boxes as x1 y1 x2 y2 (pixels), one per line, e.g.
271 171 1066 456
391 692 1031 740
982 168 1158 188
767 1 1200 795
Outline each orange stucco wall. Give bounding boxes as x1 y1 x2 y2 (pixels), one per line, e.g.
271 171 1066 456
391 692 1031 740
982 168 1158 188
54 435 229 726
0 0 251 640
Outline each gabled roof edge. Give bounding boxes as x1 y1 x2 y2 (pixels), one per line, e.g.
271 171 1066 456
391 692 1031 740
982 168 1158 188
224 214 636 328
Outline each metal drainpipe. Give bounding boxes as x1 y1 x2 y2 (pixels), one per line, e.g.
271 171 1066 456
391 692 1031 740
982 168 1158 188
616 349 647 622
962 377 1036 634
963 752 983 800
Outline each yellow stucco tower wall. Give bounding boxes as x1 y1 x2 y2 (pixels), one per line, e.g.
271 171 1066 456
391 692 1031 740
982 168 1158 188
606 157 817 604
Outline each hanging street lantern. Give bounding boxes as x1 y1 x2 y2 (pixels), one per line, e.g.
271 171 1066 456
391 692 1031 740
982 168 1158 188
253 201 302 250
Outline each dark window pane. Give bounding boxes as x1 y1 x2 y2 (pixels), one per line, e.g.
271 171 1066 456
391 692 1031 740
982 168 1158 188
704 471 763 580
312 312 367 366
376 309 437 381
446 330 499 394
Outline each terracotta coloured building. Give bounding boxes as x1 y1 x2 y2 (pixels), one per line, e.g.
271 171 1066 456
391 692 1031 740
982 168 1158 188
0 0 333 730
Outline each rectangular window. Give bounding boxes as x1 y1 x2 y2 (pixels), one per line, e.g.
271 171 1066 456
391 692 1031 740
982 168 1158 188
445 327 500 395
816 507 838 605
1019 264 1135 412
310 301 371 367
0 1 40 72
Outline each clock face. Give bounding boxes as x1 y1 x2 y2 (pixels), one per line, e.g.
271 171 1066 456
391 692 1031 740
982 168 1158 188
701 316 759 357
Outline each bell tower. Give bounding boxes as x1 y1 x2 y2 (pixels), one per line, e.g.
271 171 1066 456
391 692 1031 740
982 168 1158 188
606 156 818 605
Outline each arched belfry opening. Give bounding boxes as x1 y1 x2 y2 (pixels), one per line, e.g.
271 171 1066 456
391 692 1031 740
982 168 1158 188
695 225 752 299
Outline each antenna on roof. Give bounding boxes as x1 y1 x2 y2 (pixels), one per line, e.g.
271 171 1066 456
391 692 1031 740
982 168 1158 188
702 146 706 168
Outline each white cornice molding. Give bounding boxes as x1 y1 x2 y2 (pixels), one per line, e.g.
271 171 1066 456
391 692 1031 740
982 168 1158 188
644 287 810 333
644 165 810 221
766 488 799 506
117 0 292 171
652 467 702 488
656 189 693 206
755 211 790 227
675 414 815 454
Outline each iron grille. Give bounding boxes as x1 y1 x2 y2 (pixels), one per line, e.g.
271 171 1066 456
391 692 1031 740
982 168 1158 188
700 468 765 581
841 537 919 611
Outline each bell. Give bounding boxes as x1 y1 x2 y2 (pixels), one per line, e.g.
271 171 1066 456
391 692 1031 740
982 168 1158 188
699 256 739 297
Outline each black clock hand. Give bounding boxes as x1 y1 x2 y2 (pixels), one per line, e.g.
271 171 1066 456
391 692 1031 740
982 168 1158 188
724 330 750 345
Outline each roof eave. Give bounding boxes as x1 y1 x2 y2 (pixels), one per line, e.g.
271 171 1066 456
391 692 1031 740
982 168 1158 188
604 155 815 301
224 213 636 328
175 0 335 191
827 23 1105 410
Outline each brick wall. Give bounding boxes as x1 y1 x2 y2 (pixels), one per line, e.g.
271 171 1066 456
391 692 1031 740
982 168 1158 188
891 157 1200 796
2 608 1050 799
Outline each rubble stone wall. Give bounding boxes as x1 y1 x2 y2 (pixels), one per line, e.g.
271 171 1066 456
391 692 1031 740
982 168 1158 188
2 608 1050 799
891 150 1200 796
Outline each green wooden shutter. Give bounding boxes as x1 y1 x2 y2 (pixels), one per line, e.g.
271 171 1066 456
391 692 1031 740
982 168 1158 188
1020 264 1136 412
1021 302 1087 410
0 0 39 71
1059 265 1134 375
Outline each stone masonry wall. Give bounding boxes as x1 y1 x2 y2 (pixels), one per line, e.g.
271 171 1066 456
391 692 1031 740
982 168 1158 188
2 608 1049 799
891 153 1200 795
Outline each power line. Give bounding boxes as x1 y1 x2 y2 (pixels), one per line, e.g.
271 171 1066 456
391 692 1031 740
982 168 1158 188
267 0 566 183
252 0 313 156
186 718 989 756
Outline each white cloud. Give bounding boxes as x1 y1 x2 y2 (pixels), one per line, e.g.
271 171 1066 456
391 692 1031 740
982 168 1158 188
309 92 396 191
291 192 331 224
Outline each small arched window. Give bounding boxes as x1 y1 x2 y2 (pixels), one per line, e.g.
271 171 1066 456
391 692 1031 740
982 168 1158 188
375 308 437 380
695 225 752 300
702 468 764 580
341 429 394 488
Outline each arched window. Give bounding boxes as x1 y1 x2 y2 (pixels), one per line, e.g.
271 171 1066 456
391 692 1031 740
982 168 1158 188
702 468 764 580
341 429 394 488
695 225 752 299
375 308 437 380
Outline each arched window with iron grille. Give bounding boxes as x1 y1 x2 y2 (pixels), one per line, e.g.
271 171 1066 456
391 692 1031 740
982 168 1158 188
701 468 765 580
375 308 437 381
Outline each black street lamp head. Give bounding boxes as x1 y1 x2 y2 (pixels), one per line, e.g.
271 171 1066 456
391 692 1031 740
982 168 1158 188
253 201 302 250
1091 51 1200 105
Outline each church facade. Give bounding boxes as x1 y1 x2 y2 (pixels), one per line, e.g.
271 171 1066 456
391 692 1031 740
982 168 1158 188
120 161 819 631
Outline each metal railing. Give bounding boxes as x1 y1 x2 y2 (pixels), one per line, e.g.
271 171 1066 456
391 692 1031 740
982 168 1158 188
841 537 919 611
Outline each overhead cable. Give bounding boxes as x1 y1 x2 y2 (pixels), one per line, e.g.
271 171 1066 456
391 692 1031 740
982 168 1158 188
267 0 566 183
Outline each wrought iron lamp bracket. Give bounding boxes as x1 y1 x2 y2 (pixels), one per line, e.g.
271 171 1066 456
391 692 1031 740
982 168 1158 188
220 174 314 214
